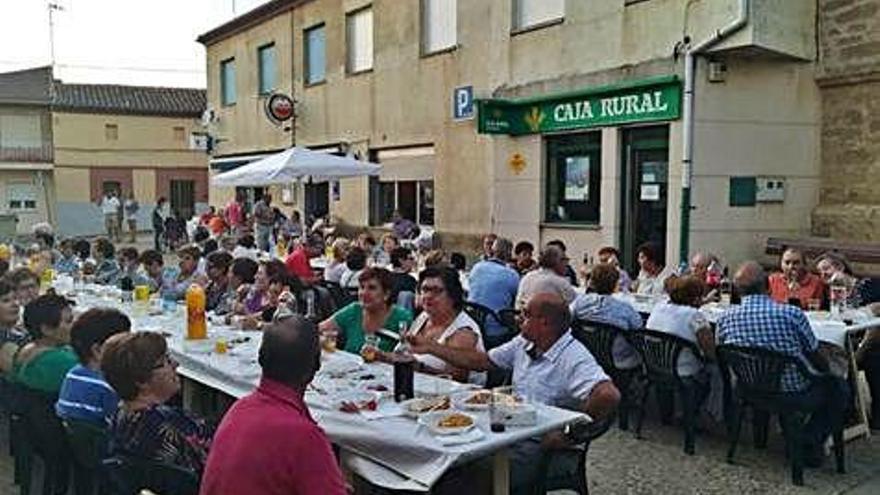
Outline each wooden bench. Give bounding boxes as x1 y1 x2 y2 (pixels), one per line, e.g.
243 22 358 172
765 237 880 277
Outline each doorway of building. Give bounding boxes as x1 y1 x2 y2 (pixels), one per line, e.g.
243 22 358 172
170 180 195 220
620 125 670 275
305 182 329 221
101 181 121 197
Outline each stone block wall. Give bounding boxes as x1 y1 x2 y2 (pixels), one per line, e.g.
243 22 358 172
812 0 880 241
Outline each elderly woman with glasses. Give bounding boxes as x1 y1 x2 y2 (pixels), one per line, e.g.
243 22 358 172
319 267 412 358
101 332 213 474
408 266 485 384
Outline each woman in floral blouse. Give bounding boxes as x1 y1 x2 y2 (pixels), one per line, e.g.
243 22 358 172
101 331 213 474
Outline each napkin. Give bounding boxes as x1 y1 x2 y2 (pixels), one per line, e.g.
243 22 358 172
435 428 485 446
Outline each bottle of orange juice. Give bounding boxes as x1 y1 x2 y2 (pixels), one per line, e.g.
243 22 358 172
186 284 207 340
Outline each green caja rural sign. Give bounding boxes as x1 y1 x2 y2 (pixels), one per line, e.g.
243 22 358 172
477 76 681 135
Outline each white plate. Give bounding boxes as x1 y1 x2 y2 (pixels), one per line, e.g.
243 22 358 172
401 396 451 417
451 390 492 411
418 411 477 436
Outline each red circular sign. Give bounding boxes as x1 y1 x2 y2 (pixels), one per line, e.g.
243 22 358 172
265 93 294 123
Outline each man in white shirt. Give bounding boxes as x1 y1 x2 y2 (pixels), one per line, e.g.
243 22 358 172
99 191 121 242
516 245 577 308
407 292 620 493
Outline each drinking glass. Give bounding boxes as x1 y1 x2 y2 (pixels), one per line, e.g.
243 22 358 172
361 334 380 363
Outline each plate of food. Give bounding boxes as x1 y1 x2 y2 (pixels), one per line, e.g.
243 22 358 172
419 411 477 436
452 390 523 410
401 396 451 417
452 390 492 410
333 390 380 413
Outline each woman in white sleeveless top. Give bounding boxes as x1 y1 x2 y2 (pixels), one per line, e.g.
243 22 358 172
407 266 486 385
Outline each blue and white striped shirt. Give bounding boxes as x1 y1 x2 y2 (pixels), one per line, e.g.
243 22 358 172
56 364 119 426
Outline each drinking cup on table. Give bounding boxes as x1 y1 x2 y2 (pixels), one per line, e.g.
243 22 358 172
215 338 228 354
361 334 380 362
321 328 338 353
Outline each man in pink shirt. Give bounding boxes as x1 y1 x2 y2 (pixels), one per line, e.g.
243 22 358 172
200 315 346 495
224 194 244 234
285 238 318 283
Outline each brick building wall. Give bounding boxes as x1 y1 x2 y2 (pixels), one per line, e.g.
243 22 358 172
812 0 880 241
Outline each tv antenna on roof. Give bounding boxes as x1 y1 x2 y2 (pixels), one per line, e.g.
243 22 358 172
48 2 65 69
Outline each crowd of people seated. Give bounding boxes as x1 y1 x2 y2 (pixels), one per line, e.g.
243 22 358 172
1 210 879 494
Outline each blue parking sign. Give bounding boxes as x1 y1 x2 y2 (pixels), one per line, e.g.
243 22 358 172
453 85 474 121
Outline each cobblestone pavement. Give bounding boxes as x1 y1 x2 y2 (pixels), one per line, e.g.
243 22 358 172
581 418 880 495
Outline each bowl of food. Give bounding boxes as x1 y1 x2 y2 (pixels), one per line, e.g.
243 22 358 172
402 396 451 417
419 411 476 436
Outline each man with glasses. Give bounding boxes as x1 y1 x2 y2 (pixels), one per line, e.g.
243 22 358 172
407 292 620 493
201 314 346 494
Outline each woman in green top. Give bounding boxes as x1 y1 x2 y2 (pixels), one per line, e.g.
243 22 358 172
14 293 77 394
320 267 412 357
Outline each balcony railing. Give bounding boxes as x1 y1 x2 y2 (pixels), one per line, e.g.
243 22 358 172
0 144 53 163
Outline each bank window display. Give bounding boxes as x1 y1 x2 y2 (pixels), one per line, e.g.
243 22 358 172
513 0 564 31
257 43 277 94
370 179 435 226
544 132 601 224
346 7 373 73
305 24 326 84
7 182 37 210
422 0 457 54
220 58 236 105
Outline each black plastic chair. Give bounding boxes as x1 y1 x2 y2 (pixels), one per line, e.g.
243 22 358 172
716 344 846 486
319 280 357 310
628 329 706 455
463 301 497 333
64 419 110 495
12 385 72 495
102 454 200 495
571 319 640 431
533 414 615 495
497 308 521 336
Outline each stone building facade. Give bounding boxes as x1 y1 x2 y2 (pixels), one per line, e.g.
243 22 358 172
201 0 821 269
812 0 880 241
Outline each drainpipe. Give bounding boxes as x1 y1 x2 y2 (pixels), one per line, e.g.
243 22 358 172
680 0 749 265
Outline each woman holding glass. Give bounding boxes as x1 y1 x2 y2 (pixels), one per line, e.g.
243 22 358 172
319 267 412 358
406 266 485 384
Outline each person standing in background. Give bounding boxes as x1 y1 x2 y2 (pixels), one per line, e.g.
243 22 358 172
225 193 245 235
253 194 275 252
152 197 168 253
124 191 140 243
100 191 121 242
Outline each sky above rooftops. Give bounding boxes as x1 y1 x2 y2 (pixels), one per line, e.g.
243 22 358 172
0 0 271 88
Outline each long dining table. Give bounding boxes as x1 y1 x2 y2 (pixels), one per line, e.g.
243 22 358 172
64 282 586 493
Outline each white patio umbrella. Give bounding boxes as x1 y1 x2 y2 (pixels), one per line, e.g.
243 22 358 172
211 146 381 187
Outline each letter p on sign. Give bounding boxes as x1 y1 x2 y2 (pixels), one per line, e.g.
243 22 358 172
453 86 474 121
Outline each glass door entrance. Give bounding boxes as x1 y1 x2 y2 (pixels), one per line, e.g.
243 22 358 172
620 125 670 275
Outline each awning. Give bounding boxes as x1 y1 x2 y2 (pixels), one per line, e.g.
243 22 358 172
376 146 435 182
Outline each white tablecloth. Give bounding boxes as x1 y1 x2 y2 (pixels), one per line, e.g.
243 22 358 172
610 293 880 348
68 285 584 491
